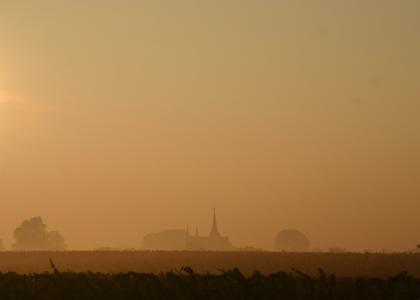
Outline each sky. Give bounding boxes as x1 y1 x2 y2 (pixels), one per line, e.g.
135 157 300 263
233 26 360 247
0 0 419 251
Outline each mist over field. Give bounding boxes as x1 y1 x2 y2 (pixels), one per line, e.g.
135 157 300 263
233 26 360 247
1 1 420 254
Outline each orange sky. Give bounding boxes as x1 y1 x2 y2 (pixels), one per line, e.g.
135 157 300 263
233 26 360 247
0 1 419 251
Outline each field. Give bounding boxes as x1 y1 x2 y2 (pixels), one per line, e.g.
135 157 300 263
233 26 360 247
0 252 420 299
0 251 419 278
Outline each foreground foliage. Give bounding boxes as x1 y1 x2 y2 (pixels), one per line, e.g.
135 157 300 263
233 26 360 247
0 265 419 300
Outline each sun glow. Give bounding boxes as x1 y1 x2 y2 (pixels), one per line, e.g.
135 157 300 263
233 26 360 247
0 90 13 104
0 91 5 103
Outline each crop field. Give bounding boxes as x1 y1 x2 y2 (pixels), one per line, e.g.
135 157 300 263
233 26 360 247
1 267 420 300
0 251 419 278
0 252 419 299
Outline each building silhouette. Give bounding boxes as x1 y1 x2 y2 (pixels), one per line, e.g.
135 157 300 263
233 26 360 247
185 210 232 251
141 210 233 251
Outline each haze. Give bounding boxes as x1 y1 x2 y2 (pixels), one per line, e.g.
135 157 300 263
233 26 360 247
0 1 419 251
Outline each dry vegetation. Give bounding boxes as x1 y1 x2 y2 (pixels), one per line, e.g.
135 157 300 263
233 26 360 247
0 251 419 278
0 252 420 299
1 267 419 300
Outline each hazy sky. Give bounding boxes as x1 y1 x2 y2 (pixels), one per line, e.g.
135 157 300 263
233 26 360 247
1 0 419 251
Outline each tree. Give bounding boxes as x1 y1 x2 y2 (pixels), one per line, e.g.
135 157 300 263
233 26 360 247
274 229 310 252
13 216 67 251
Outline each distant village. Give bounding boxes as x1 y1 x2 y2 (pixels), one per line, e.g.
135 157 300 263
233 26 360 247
141 210 319 252
142 210 234 251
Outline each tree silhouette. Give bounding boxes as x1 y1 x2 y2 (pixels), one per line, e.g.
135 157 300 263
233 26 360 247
274 229 310 252
13 216 67 251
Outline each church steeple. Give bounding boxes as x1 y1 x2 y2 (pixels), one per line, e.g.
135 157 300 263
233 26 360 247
209 208 221 237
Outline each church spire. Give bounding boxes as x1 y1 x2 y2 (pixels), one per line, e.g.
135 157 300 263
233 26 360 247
209 208 221 237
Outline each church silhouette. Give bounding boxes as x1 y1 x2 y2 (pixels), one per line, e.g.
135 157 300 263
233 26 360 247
142 210 233 251
185 210 232 251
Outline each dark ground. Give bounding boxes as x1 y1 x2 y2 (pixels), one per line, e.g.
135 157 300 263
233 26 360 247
0 251 419 277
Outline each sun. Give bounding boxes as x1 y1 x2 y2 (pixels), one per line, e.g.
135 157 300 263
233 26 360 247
0 90 12 104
